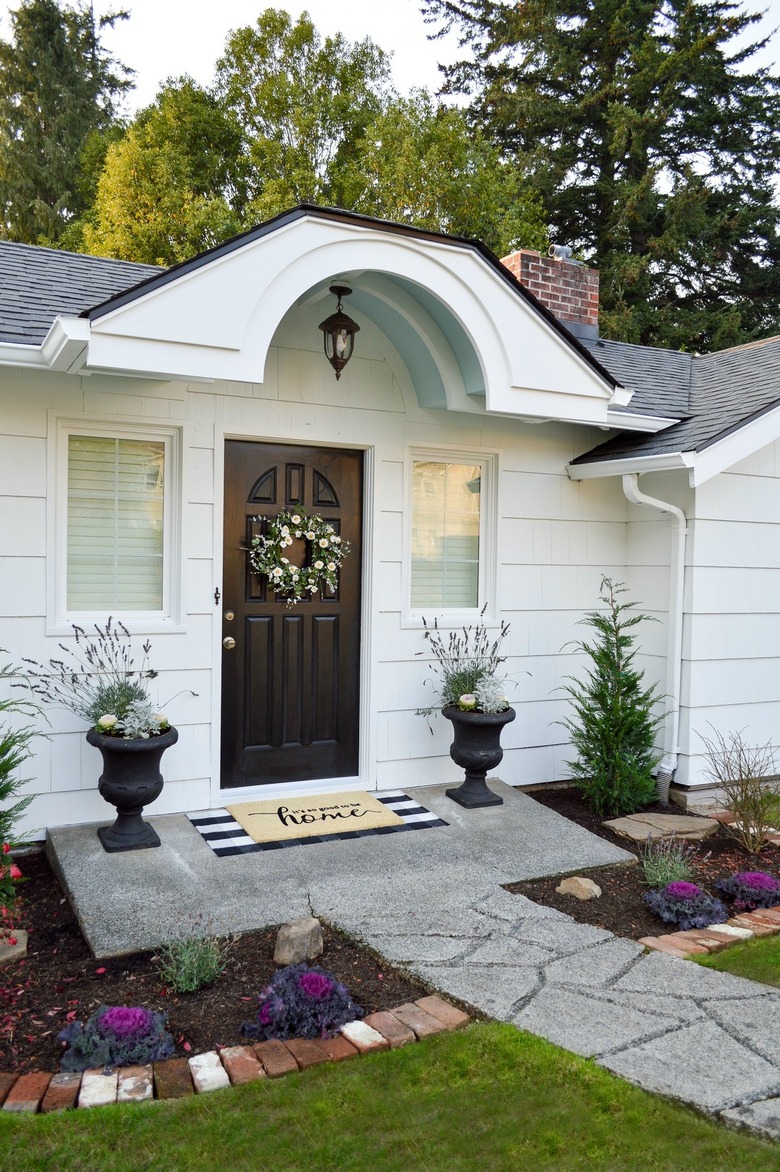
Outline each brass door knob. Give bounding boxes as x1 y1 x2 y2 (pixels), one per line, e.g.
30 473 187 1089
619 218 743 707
222 636 236 650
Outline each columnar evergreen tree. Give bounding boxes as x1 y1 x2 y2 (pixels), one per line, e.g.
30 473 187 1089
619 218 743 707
559 578 662 817
423 0 780 349
0 0 132 245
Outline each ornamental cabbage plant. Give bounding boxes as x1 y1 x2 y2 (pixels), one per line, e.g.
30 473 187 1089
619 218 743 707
58 1005 175 1072
241 963 362 1041
642 881 728 931
715 871 780 912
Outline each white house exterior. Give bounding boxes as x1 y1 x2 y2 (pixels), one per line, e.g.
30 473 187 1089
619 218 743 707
2 205 780 838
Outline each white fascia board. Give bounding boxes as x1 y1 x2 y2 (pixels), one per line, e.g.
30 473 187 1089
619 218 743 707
0 341 48 368
604 411 681 433
688 402 780 486
41 316 90 372
609 385 635 407
567 451 695 479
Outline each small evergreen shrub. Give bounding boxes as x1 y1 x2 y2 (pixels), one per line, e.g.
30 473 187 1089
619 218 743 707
154 932 232 993
642 881 728 931
559 578 662 817
640 838 698 888
242 963 362 1041
715 871 780 912
58 1005 175 1072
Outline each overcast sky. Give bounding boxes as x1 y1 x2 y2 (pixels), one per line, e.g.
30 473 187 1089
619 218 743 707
0 0 778 114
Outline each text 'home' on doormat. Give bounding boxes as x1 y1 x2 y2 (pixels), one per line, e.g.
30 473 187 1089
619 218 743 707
187 791 448 857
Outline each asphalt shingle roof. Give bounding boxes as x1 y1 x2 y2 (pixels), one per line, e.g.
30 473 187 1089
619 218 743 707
0 240 160 346
572 333 780 465
579 336 692 417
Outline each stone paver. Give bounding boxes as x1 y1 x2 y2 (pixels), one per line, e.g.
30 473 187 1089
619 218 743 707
415 995 470 1030
41 1071 82 1113
153 1057 193 1099
78 1069 118 1108
220 1045 267 1085
117 1065 154 1104
391 1003 448 1040
340 1020 390 1054
189 1051 231 1092
255 1039 299 1078
362 1011 416 1049
0 930 28 967
600 1020 780 1114
284 1038 331 1070
603 812 719 842
314 1035 360 1062
3 1071 51 1112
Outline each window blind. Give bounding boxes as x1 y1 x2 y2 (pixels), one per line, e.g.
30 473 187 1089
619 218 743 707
67 435 165 611
411 461 480 608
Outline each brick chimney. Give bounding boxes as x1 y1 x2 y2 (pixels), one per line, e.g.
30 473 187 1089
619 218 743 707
500 248 599 339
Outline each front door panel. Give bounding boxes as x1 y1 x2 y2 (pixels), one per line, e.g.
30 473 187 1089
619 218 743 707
221 440 363 788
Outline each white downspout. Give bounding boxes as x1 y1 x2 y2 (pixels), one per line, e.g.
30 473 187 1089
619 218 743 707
621 474 688 804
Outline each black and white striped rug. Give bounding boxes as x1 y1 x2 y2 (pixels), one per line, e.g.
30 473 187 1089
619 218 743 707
187 790 448 857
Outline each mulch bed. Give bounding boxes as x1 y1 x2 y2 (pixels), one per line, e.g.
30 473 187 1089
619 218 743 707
506 786 780 940
0 852 429 1075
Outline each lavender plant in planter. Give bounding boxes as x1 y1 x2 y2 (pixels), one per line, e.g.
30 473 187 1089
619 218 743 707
24 620 186 852
417 615 517 808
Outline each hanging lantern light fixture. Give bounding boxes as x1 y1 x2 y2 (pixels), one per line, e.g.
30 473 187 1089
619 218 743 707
318 284 360 380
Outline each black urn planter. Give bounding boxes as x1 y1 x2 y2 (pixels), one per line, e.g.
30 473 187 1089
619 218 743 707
442 705 516 809
86 726 178 853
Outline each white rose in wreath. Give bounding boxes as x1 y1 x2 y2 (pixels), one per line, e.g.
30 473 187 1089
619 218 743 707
314 560 324 570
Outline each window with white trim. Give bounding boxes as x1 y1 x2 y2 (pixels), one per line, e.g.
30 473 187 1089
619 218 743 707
58 423 179 618
410 457 484 610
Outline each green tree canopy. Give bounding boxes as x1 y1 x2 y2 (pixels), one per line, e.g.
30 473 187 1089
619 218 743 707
0 0 132 244
341 89 547 255
214 7 392 219
82 78 244 265
423 0 780 349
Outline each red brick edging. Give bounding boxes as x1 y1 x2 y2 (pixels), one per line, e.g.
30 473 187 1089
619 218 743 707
0 994 470 1113
638 903 780 958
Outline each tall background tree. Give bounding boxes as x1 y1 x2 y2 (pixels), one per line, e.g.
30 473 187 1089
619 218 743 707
0 0 133 245
423 0 780 349
82 78 244 265
214 7 392 220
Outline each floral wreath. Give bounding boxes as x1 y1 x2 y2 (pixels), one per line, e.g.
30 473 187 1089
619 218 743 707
248 508 350 606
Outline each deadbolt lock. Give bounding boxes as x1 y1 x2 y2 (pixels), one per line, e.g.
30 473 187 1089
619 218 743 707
222 636 236 650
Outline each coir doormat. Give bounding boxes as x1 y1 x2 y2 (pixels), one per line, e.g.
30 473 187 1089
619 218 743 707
187 790 448 857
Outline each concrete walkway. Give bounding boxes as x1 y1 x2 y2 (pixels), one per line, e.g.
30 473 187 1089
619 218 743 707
48 782 780 1139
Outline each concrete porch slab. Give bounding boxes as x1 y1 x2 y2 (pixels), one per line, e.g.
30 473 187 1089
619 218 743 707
47 781 635 958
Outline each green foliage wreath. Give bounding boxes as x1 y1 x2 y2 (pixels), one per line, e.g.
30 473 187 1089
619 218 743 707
248 509 350 606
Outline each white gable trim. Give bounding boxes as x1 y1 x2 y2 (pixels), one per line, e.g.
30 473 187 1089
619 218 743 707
25 214 623 427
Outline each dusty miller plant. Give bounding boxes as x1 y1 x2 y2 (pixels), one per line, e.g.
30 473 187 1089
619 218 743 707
559 578 662 817
698 727 780 854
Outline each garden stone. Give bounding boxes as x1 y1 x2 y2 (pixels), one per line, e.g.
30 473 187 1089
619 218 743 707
555 876 602 900
603 813 719 842
0 929 28 966
273 916 324 965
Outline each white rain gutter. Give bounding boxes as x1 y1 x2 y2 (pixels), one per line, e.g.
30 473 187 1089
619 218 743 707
621 474 688 803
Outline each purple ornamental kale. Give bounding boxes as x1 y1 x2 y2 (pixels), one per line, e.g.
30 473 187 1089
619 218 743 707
241 963 362 1041
643 881 728 931
58 1004 175 1073
715 871 780 912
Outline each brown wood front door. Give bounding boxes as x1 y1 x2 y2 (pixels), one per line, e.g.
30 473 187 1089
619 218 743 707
221 440 363 788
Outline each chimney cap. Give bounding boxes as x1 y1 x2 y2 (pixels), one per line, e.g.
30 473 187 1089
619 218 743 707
548 244 573 260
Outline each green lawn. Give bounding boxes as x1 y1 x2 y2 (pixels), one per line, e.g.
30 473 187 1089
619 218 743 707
0 1024 777 1171
695 932 780 987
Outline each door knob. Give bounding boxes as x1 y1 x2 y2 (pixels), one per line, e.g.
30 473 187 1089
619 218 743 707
222 636 236 650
